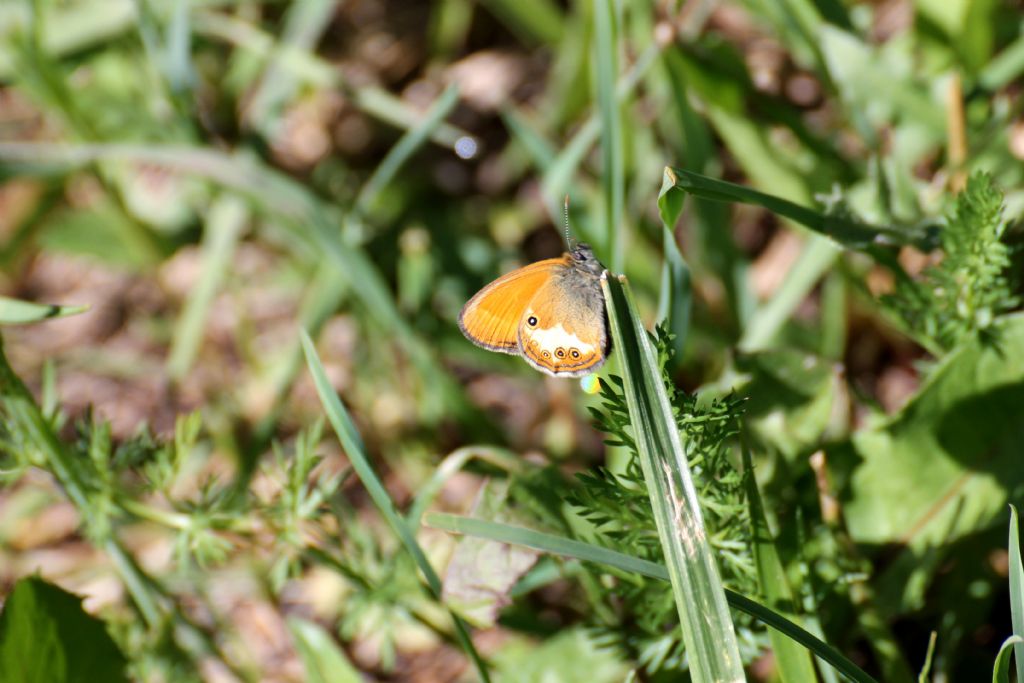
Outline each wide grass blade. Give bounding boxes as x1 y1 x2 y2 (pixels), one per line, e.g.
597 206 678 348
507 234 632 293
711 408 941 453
425 513 877 683
299 331 490 682
600 274 744 682
0 296 88 325
742 447 818 682
1010 505 1024 683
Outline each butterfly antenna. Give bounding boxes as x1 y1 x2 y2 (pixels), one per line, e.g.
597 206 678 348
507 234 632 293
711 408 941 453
563 194 574 250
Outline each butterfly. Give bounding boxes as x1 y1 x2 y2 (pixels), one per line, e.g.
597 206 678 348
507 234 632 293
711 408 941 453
458 243 610 377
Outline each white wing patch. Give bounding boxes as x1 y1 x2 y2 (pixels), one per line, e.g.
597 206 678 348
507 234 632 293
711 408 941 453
524 323 596 356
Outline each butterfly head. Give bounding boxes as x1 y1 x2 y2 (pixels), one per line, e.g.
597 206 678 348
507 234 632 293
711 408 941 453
570 243 605 275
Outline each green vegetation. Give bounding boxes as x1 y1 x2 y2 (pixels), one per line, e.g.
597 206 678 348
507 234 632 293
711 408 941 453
2 0 1024 680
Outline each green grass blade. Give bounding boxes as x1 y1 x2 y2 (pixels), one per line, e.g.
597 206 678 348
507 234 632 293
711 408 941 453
246 0 335 136
406 446 523 528
167 194 247 379
742 447 818 682
539 44 661 224
663 167 935 250
299 331 490 682
0 296 88 325
425 513 878 683
740 238 840 352
993 635 1024 683
0 141 468 419
475 0 563 45
656 167 693 361
1010 505 1024 683
979 35 1024 91
287 617 363 683
593 0 624 271
356 83 461 213
600 274 744 682
500 108 557 171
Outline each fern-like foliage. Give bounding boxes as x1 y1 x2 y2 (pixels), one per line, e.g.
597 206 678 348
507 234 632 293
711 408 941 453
886 173 1018 351
568 326 760 673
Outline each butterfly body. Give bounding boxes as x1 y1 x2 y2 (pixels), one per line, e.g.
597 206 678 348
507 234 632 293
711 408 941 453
458 244 610 377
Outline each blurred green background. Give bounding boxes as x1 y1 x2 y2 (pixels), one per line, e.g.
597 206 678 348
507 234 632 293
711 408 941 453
1 0 1024 680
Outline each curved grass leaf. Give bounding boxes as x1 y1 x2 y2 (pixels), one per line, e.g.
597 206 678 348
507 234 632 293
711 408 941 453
656 168 692 363
299 331 490 682
994 635 1024 683
742 447 818 682
662 167 936 251
0 295 88 325
425 513 877 683
1010 505 1024 683
600 274 744 682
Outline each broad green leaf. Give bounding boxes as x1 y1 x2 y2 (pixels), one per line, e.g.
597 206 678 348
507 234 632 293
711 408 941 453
0 296 88 325
831 314 1024 614
600 275 745 682
0 576 129 683
492 628 628 683
287 617 362 683
1010 505 1024 683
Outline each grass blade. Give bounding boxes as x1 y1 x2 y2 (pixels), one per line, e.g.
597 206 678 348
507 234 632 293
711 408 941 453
1010 505 1024 683
740 237 840 352
425 512 878 683
356 83 462 213
600 274 744 682
742 447 818 682
476 0 563 45
663 167 936 251
246 0 335 135
299 331 490 682
656 167 693 362
287 617 363 683
593 0 624 271
167 194 247 379
0 296 88 325
993 635 1024 683
0 141 469 419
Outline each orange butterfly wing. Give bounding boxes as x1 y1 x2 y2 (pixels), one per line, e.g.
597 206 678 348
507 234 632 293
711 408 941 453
458 257 566 354
518 275 608 377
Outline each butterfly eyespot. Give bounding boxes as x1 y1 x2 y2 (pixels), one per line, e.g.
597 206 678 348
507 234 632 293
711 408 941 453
571 348 580 359
556 348 566 358
527 316 538 327
542 351 551 358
